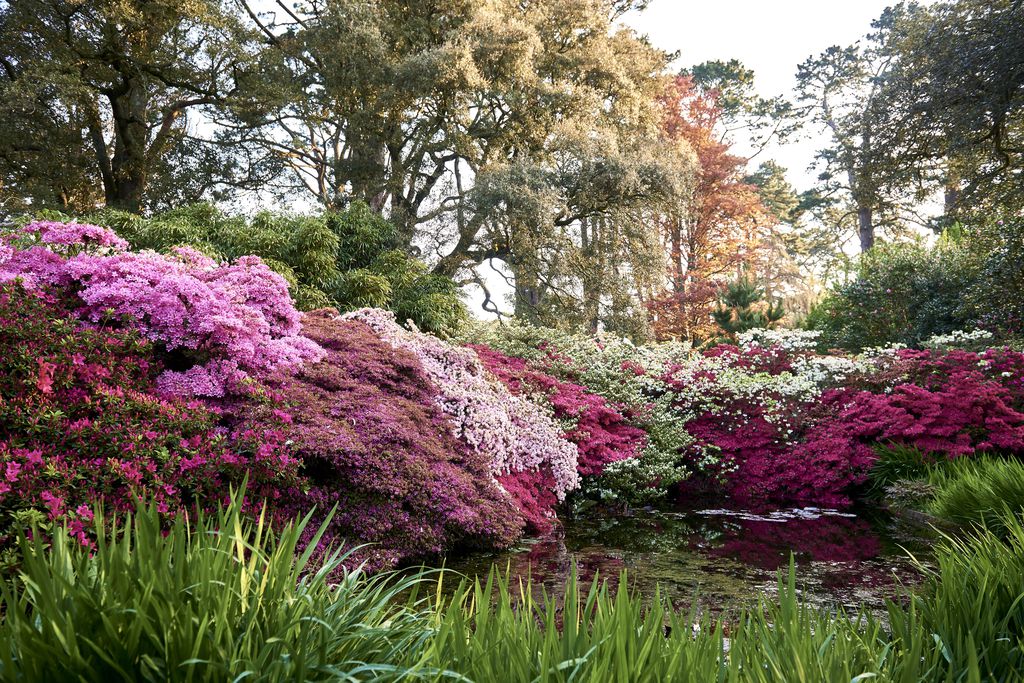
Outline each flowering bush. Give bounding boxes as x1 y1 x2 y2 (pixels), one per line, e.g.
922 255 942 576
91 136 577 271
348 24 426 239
473 321 1024 506
471 344 650 520
465 322 697 502
0 221 323 397
229 311 522 569
470 344 647 478
0 283 301 555
345 309 581 528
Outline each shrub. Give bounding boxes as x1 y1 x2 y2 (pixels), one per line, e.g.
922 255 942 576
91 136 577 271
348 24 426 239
91 202 468 336
230 311 523 569
0 283 300 557
470 344 647 478
807 240 980 351
346 309 580 529
809 219 1024 351
0 220 323 398
465 322 697 502
0 493 437 682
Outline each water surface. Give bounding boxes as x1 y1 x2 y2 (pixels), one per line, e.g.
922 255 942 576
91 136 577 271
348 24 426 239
444 503 935 616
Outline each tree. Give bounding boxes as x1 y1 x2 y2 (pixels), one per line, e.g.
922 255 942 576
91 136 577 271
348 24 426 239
879 0 1024 221
233 0 687 330
0 0 261 213
794 5 932 252
712 275 785 341
647 73 781 342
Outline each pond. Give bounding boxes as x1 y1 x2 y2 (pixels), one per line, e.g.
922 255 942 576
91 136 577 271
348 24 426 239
443 502 937 617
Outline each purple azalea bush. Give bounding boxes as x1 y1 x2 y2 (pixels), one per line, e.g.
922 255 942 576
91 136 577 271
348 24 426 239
1 222 323 398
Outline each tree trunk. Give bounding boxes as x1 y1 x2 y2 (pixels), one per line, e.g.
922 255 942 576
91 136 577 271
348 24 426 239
580 217 601 334
512 265 543 324
943 177 961 223
858 206 874 252
107 80 151 213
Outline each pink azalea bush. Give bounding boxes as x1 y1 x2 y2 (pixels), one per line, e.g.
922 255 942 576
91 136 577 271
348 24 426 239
344 309 581 528
0 283 301 552
0 222 323 397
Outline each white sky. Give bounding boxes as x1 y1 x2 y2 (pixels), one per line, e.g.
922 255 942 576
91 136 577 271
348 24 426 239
622 0 911 190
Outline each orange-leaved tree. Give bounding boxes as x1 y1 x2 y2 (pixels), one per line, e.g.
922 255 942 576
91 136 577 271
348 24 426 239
647 74 780 342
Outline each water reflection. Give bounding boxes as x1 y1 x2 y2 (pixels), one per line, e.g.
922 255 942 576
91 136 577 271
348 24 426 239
444 504 933 616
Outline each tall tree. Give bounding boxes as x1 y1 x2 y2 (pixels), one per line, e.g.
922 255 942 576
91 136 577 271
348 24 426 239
795 5 931 252
880 0 1024 221
647 74 779 342
234 0 685 330
0 0 258 213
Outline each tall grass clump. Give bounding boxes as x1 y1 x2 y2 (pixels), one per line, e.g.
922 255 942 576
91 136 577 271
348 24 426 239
415 518 1024 682
0 492 434 682
890 512 1024 682
927 456 1024 536
417 566 901 682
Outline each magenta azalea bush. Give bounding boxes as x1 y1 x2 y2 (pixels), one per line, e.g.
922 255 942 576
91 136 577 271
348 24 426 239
478 325 1024 506
0 221 323 398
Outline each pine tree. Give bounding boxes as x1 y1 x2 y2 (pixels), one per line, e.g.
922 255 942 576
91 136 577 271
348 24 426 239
712 276 785 340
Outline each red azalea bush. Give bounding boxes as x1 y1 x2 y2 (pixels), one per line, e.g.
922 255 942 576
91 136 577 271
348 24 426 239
681 344 1024 505
471 344 647 528
0 283 300 552
230 312 524 570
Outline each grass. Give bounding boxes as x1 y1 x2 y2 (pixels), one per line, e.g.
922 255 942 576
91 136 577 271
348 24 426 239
926 456 1024 537
1 490 1022 682
0 493 440 682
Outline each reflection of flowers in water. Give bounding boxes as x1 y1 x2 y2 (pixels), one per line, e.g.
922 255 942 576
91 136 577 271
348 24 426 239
499 534 628 600
701 509 883 570
448 505 926 615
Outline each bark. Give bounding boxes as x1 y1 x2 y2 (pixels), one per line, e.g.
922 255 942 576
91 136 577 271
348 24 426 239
512 265 543 323
107 79 151 213
857 205 874 252
580 217 601 333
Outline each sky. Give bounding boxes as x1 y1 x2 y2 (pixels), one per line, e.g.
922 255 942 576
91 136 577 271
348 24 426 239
622 0 909 190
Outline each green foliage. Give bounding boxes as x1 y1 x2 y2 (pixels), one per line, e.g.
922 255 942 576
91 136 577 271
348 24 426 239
0 0 262 213
806 227 1015 350
0 491 438 682
712 275 784 340
891 512 1024 682
4 490 1024 681
960 216 1024 338
90 203 467 336
927 457 1024 538
813 216 1024 351
867 443 937 498
422 516 1024 681
420 565 888 683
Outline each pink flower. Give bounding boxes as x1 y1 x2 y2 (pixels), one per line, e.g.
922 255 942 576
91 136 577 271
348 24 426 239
36 358 56 394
